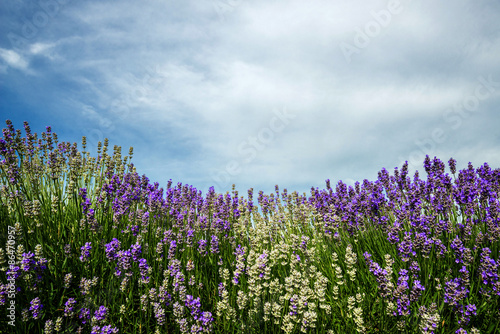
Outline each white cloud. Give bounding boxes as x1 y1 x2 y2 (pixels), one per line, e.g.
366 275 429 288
0 48 29 71
2 0 500 194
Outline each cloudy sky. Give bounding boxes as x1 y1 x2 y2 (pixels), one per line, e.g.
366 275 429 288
1 0 499 195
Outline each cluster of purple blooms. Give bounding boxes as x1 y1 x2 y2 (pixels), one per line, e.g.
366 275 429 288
91 325 119 334
29 297 43 320
185 295 213 332
79 242 92 263
2 121 500 333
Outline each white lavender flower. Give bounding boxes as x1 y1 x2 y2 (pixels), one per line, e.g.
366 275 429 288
345 244 358 282
54 316 63 332
44 319 54 334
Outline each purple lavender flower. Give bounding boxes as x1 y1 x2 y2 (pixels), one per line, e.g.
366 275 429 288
130 243 141 261
210 235 219 254
21 251 35 271
64 297 77 317
398 232 416 262
386 228 400 244
153 302 166 325
448 158 457 174
458 303 477 325
432 238 447 258
409 261 421 279
79 242 92 263
300 236 309 251
479 248 499 293
393 269 411 316
6 265 20 280
258 251 269 278
186 229 194 246
185 295 202 320
138 258 150 284
364 252 392 298
444 278 469 306
198 239 207 256
94 305 107 322
105 238 121 260
168 240 177 259
29 297 43 319
199 311 214 331
79 307 90 324
115 250 132 277
450 236 466 264
91 325 119 334
410 280 425 302
0 284 9 305
168 259 182 278
289 295 298 316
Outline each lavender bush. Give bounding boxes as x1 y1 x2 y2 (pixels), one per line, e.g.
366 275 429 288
0 119 499 333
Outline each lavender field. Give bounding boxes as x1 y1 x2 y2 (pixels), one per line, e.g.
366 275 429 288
0 119 499 333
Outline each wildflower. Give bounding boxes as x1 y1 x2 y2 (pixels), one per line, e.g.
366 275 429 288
149 288 158 302
21 251 35 271
153 302 166 325
479 247 499 296
173 301 184 318
79 308 90 324
105 238 121 260
168 240 177 259
115 250 132 277
450 236 467 264
237 290 248 310
458 303 477 325
185 229 194 247
140 294 148 311
410 280 425 302
64 273 72 289
29 297 43 319
138 258 150 284
364 252 392 298
91 325 119 334
120 277 129 293
54 317 63 332
186 259 195 271
21 308 29 322
398 232 416 262
444 278 469 306
44 319 54 334
185 295 202 319
64 244 71 256
64 298 77 317
418 303 440 334
345 244 357 281
155 242 164 260
210 235 219 254
79 242 92 263
130 243 142 261
79 276 98 295
94 305 107 322
34 244 43 261
409 260 421 279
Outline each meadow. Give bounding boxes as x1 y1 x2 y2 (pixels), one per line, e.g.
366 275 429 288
0 119 499 333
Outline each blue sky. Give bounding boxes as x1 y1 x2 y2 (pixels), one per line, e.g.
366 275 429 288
1 0 500 195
